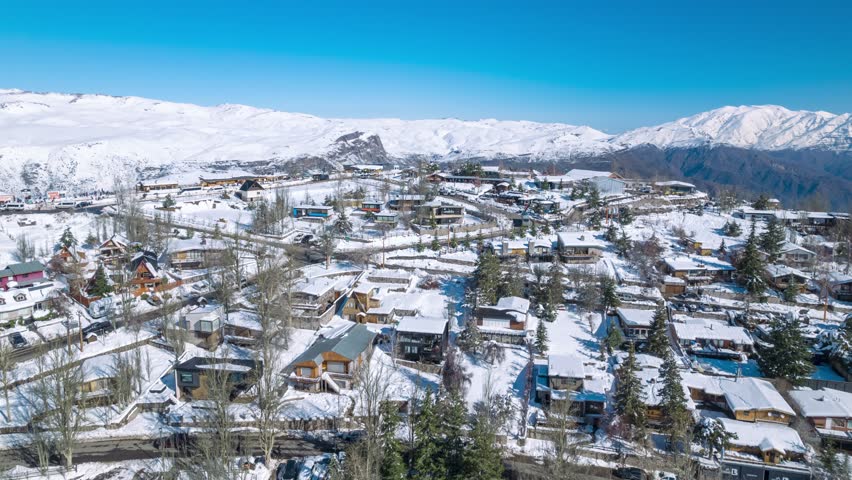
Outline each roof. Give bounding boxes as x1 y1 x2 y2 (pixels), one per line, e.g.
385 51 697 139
566 169 613 181
289 323 377 367
616 308 656 327
778 242 815 255
671 318 754 346
175 356 257 373
548 354 586 379
655 180 696 188
238 179 264 191
789 388 852 418
294 204 334 210
556 232 604 248
664 255 734 272
294 276 337 298
396 316 448 335
717 418 805 454
494 296 531 314
764 264 809 280
0 261 45 277
721 377 795 415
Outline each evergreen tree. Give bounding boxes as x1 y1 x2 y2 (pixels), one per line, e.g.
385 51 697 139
738 222 766 297
752 193 770 210
615 229 632 257
783 276 800 303
719 238 727 255
457 321 484 355
588 209 603 229
604 223 619 242
586 185 601 209
332 209 353 236
412 391 443 480
723 221 742 237
161 194 176 209
59 227 77 249
529 221 537 236
599 275 621 315
618 206 634 225
547 261 564 308
540 222 551 235
474 252 501 305
535 320 549 353
817 439 839 480
605 325 624 354
437 393 467 479
464 409 504 480
694 418 737 459
614 344 646 440
463 231 471 249
89 264 112 297
84 231 98 246
416 237 425 252
647 304 669 357
430 233 440 251
659 350 690 445
449 235 458 249
379 403 407 480
759 217 786 263
758 317 814 385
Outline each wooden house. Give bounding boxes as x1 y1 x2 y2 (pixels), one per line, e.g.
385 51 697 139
395 316 448 364
286 323 376 392
235 180 265 203
790 388 852 447
476 296 530 344
175 356 259 401
179 304 225 349
556 232 603 264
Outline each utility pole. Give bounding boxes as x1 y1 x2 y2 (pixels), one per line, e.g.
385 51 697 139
77 312 84 351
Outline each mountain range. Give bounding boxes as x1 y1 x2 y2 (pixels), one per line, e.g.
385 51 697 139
1 88 850 208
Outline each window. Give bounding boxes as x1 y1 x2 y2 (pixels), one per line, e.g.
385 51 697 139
34 302 43 310
405 346 419 354
326 362 346 374
13 294 26 302
179 372 193 384
0 298 4 305
298 367 313 377
198 320 213 333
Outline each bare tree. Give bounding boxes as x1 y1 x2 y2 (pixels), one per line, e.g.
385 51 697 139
15 234 35 262
543 396 584 479
192 351 239 480
109 351 140 408
348 353 392 479
36 348 85 468
0 344 12 423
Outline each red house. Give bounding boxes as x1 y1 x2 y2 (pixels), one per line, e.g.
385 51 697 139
0 261 46 291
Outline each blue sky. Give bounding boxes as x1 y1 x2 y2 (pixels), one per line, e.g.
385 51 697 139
2 0 850 132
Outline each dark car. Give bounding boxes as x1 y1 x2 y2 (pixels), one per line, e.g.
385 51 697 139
276 459 299 480
300 234 314 245
613 467 647 480
82 321 114 337
9 332 27 349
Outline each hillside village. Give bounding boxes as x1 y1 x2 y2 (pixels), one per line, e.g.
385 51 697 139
0 163 850 480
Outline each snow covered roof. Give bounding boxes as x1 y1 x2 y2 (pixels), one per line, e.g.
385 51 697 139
789 388 852 418
671 318 753 346
547 353 586 379
664 255 734 272
764 264 809 280
778 242 815 255
288 323 376 367
717 418 805 454
615 308 655 327
655 180 695 188
566 169 613 181
663 275 686 285
395 316 448 335
494 296 531 314
293 204 333 210
556 232 604 248
294 276 337 298
720 377 795 415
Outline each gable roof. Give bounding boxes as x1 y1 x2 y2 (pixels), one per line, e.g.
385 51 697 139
548 353 586 379
289 323 376 368
790 388 852 418
717 418 805 454
1 261 45 277
239 179 264 192
616 307 656 327
396 316 448 335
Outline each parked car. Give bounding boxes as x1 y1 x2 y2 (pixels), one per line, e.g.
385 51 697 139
9 332 27 349
613 467 647 480
146 295 163 307
300 234 314 245
82 321 114 339
276 459 299 480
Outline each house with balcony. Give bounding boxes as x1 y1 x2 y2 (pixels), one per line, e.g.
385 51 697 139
98 234 130 265
790 387 852 448
527 238 555 262
716 418 809 480
535 353 607 424
476 296 531 344
374 210 398 226
395 316 448 364
291 276 347 328
614 307 656 342
828 272 852 301
682 374 795 424
654 180 697 195
179 303 225 349
764 242 816 267
671 317 754 356
764 264 809 292
556 232 604 264
416 200 464 226
292 205 334 219
388 193 425 211
128 250 167 293
663 255 735 285
164 237 225 271
175 355 259 401
360 200 384 212
0 261 46 291
286 322 376 393
235 179 265 203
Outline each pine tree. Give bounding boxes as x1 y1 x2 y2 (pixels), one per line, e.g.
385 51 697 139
647 304 669 357
333 209 353 236
380 403 407 480
59 227 77 249
758 317 814 385
752 193 770 210
89 264 112 297
659 350 690 445
437 393 467 479
529 222 537 236
457 321 483 355
416 237 425 252
615 229 632 257
618 206 634 225
783 276 799 303
84 231 98 246
723 221 742 237
547 261 564 308
541 222 551 235
586 185 601 209
605 325 624 354
604 223 619 242
719 238 727 255
474 252 501 305
464 414 504 480
599 275 621 315
759 217 785 263
463 231 471 249
818 439 839 479
430 232 440 251
614 344 646 440
738 222 766 297
535 320 549 353
161 194 176 209
412 391 442 480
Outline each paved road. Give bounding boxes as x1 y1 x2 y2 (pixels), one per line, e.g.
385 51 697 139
0 432 336 470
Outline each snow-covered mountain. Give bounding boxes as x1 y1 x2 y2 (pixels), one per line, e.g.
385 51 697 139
612 105 852 151
0 88 850 194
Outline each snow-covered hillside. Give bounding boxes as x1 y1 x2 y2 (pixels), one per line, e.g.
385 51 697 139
0 88 850 194
612 105 852 151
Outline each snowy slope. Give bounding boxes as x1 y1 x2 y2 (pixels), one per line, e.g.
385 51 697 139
612 105 852 151
0 88 613 193
0 88 850 194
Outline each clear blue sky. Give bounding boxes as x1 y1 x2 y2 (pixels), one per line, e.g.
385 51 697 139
2 0 850 132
